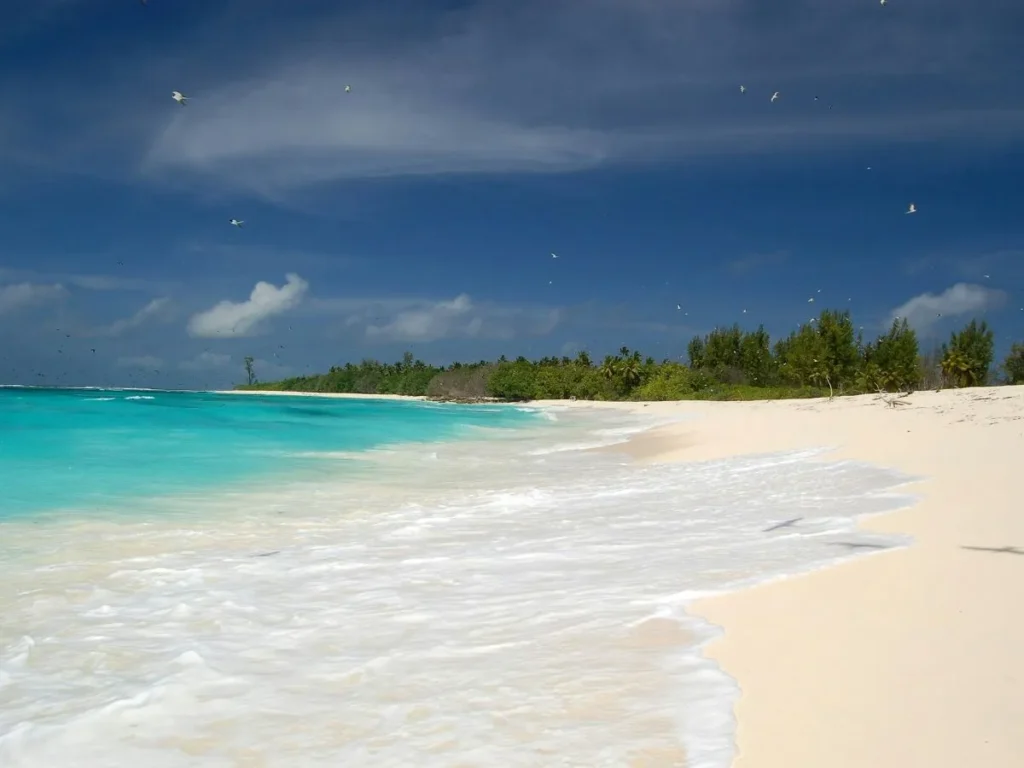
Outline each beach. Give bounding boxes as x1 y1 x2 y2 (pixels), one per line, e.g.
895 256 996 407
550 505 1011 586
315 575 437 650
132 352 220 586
553 386 1024 767
2 385 1021 766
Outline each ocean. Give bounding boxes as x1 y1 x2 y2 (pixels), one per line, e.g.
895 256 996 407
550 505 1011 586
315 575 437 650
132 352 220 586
0 388 917 767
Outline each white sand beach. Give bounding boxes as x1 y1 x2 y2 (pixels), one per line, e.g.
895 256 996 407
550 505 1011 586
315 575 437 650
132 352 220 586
541 387 1024 767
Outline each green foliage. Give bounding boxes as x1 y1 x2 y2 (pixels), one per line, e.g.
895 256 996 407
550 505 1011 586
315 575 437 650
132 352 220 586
859 318 921 392
632 362 699 401
239 315 1019 402
941 319 995 387
1002 343 1024 384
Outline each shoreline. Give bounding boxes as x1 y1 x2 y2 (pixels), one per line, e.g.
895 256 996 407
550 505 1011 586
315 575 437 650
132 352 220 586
211 389 427 401
573 387 1024 767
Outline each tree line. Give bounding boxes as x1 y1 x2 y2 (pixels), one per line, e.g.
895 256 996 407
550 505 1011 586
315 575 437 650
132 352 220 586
239 311 1024 401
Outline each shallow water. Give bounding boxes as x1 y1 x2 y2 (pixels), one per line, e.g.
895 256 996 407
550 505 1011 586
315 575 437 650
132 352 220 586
0 387 535 518
0 396 917 767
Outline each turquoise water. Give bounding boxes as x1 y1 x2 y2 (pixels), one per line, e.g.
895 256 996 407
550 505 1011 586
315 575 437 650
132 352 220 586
0 387 537 518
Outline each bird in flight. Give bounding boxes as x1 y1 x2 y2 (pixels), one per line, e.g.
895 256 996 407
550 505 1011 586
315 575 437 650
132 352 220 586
771 91 780 103
551 252 558 259
345 85 351 93
906 203 917 214
172 91 187 105
739 85 746 94
230 219 244 228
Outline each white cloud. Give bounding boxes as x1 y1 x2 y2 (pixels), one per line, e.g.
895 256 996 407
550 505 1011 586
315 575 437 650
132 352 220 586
0 281 68 314
179 351 232 371
187 273 308 337
889 283 1006 332
93 297 176 337
116 355 164 369
129 0 1024 196
329 293 560 343
0 267 172 292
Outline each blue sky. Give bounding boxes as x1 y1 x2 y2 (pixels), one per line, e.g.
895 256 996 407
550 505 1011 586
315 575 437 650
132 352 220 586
1 0 1022 389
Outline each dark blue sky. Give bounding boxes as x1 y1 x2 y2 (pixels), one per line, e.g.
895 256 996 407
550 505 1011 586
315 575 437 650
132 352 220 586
1 0 1022 388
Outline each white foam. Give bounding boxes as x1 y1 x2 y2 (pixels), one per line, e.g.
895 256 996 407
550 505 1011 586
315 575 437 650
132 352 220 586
0 407 919 766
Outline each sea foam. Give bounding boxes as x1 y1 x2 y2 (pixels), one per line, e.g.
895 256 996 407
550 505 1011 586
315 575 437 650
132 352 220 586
0 404 917 767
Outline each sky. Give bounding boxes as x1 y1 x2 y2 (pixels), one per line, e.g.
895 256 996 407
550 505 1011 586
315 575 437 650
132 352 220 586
1 0 1022 389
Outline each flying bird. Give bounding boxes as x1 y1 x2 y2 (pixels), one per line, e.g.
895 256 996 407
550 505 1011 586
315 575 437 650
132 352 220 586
171 91 187 105
906 203 917 214
739 85 746 93
880 0 887 5
230 219 244 227
344 85 351 93
551 252 558 259
808 297 815 303
771 91 780 103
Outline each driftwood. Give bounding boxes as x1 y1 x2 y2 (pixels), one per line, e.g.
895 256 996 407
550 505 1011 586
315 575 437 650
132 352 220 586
875 386 912 408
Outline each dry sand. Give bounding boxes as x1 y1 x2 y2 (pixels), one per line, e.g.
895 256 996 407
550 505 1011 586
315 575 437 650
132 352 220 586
546 387 1024 767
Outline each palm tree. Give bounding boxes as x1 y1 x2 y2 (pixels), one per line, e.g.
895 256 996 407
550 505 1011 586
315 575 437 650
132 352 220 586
620 355 642 388
940 349 972 387
599 356 619 381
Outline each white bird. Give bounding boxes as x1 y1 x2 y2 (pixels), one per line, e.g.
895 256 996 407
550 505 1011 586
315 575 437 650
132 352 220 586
771 91 780 103
676 304 682 310
742 309 747 313
983 274 990 279
551 252 558 259
808 297 815 303
880 0 887 5
230 219 244 227
344 85 351 93
739 85 746 93
906 203 917 214
171 91 187 105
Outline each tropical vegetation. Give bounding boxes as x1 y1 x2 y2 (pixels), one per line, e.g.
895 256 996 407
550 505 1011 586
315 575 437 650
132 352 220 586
238 311 1020 401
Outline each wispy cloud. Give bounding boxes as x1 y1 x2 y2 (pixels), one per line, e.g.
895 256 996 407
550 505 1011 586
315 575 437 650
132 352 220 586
889 282 1006 332
0 282 68 314
88 297 176 337
5 0 1019 197
179 351 232 371
187 273 309 337
727 251 789 276
0 267 171 293
901 249 1024 281
316 293 560 342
